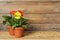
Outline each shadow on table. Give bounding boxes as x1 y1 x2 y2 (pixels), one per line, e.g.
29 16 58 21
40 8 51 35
23 31 36 37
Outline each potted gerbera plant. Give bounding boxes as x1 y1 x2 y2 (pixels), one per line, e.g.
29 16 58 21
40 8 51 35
2 10 28 38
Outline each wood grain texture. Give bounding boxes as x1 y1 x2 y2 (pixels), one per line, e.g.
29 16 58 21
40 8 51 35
1 13 60 24
0 1 60 13
0 0 60 2
1 23 60 31
28 24 60 31
0 1 60 31
0 31 60 39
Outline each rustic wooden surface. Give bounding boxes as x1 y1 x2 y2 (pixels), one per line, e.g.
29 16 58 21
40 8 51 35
0 0 56 1
0 0 60 31
0 31 60 40
0 1 60 13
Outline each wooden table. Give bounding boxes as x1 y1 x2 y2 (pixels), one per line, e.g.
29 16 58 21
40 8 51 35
0 31 60 40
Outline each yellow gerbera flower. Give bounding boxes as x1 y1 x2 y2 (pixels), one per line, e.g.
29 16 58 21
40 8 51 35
14 11 21 19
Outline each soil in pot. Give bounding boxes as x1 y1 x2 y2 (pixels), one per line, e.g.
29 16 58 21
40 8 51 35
14 27 24 38
8 26 14 36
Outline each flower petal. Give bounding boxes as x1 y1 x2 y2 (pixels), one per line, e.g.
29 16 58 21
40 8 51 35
18 10 23 16
10 10 16 15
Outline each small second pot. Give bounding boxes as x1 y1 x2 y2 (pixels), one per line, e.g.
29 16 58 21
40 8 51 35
14 27 24 38
8 26 14 36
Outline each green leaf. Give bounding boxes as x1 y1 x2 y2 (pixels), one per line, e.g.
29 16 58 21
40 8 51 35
2 16 12 22
2 15 29 29
12 24 16 29
3 21 7 25
12 23 18 29
22 24 28 29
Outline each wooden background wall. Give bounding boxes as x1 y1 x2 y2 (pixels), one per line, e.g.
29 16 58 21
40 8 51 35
0 0 60 31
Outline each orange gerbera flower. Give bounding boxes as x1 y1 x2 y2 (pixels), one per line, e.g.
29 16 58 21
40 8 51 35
10 10 23 19
18 10 23 16
10 10 23 16
10 10 16 15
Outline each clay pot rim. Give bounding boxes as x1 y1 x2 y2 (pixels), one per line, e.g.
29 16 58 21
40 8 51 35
8 26 12 29
15 27 24 29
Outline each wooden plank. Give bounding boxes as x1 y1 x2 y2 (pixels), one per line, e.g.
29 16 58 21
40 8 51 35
1 31 60 39
1 23 60 31
0 0 41 1
0 31 60 39
0 0 60 2
0 1 60 13
28 24 60 31
24 13 60 24
1 13 60 24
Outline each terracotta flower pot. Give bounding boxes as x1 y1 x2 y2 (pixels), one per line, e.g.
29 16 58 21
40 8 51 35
14 27 24 38
8 26 14 36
